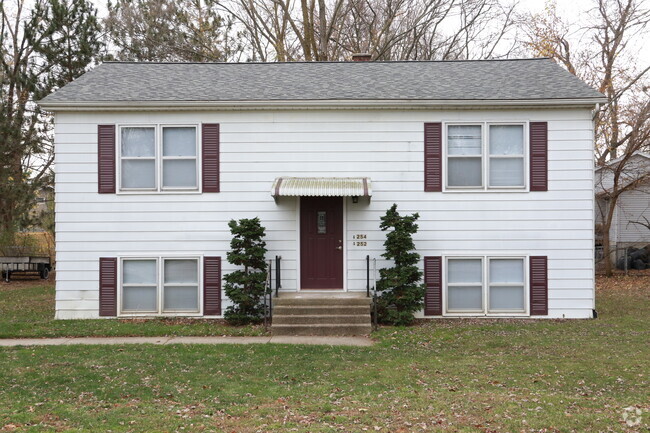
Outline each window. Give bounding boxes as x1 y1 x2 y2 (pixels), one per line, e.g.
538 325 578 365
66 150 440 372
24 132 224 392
119 125 198 192
120 258 200 314
489 125 524 187
488 258 525 311
162 127 198 189
447 258 483 311
120 127 156 190
447 125 483 187
445 256 526 315
163 259 199 311
122 259 158 312
446 123 526 190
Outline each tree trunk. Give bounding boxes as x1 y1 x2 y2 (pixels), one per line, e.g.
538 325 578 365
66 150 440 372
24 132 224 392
601 195 619 276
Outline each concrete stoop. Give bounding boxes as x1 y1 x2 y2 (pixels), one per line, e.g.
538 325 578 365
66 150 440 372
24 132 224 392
271 293 372 336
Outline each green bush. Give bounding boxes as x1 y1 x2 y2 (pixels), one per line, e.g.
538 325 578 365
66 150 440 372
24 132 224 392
223 218 269 325
376 204 425 326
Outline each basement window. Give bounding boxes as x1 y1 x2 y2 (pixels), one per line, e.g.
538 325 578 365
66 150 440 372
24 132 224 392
445 256 527 315
120 257 200 315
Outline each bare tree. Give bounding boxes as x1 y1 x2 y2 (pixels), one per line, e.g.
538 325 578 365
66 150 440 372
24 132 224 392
219 0 519 61
522 0 650 275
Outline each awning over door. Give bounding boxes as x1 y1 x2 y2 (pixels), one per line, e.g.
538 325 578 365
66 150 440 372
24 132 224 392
271 177 372 198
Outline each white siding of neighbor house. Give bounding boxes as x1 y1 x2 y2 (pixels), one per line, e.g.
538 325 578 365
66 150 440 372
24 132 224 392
594 155 650 248
615 184 650 245
54 108 596 319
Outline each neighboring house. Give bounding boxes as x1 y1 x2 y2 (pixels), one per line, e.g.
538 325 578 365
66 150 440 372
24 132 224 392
595 152 650 254
39 57 604 322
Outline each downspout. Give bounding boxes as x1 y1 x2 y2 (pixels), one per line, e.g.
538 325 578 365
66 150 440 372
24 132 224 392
592 102 600 319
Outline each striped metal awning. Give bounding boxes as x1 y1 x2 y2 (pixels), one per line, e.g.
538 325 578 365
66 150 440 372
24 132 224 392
271 177 372 198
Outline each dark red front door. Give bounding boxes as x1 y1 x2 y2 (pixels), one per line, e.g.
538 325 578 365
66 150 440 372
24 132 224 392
300 197 343 289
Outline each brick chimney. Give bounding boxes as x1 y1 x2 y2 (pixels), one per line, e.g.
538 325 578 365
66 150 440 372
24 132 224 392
351 53 372 62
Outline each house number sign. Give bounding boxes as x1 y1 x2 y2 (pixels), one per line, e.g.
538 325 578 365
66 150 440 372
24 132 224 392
353 234 367 246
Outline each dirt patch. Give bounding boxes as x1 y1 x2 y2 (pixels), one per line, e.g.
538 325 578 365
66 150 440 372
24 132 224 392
0 273 55 291
596 268 650 277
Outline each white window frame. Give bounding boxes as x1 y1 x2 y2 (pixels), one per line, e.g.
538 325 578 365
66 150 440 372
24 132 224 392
117 124 201 194
486 257 527 314
443 255 529 317
161 257 201 313
446 256 485 313
120 257 159 314
443 122 528 192
118 125 157 192
118 256 202 316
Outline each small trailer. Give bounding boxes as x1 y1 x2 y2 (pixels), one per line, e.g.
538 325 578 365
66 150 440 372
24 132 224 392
0 256 52 282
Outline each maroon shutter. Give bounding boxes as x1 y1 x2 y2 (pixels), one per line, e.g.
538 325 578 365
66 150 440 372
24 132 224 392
530 256 548 316
202 124 220 192
99 257 117 316
424 256 443 315
98 125 116 193
203 256 221 315
424 123 442 192
530 122 548 191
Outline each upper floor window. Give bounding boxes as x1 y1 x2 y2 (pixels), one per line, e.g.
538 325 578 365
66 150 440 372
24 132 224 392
119 125 198 192
446 123 526 190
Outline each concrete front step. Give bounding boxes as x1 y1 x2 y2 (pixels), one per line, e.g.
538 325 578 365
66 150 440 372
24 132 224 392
271 293 372 336
272 324 372 336
273 314 370 325
273 305 370 316
273 297 371 306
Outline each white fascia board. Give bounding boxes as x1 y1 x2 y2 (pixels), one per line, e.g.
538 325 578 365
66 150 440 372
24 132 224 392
39 98 607 112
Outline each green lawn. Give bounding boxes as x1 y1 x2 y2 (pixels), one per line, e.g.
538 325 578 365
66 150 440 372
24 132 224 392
1 274 649 431
0 277 264 338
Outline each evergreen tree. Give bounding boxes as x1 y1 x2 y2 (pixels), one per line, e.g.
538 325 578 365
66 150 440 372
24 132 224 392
104 0 244 62
0 0 102 240
376 204 425 326
223 218 269 325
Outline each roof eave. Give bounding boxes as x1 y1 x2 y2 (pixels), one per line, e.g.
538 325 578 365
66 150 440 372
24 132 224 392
39 98 607 112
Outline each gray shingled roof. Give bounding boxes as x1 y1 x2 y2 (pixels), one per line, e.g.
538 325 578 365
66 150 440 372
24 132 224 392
39 58 603 105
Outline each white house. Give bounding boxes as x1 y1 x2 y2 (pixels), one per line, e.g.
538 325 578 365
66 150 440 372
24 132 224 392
39 58 604 326
595 152 650 257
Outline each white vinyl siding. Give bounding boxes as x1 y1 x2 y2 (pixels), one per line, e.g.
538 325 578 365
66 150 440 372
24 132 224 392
54 108 595 319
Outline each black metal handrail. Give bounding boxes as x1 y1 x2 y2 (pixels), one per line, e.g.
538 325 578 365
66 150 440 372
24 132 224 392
366 255 370 297
264 259 273 329
263 256 282 329
275 255 281 297
366 255 378 331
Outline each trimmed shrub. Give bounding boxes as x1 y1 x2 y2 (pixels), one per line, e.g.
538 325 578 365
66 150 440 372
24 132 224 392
376 204 425 326
223 218 268 325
